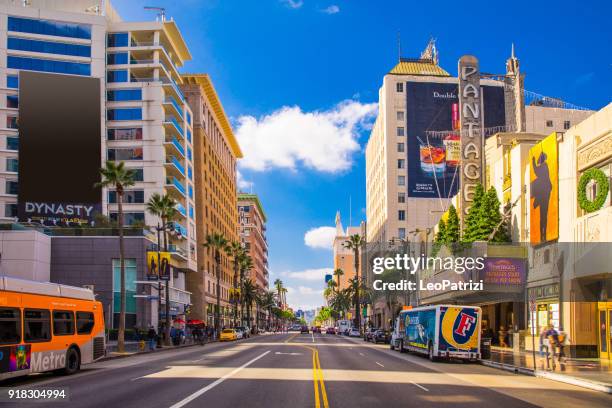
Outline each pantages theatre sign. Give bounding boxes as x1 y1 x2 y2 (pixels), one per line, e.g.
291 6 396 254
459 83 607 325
458 55 483 228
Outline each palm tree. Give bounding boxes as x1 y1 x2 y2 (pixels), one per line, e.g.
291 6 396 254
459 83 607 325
344 234 366 330
96 161 135 353
225 241 245 327
323 279 337 301
242 279 257 331
333 268 344 293
145 193 178 345
259 290 276 330
239 255 253 326
203 233 228 336
273 279 284 309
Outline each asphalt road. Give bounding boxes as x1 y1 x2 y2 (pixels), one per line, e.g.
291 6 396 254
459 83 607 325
2 333 611 408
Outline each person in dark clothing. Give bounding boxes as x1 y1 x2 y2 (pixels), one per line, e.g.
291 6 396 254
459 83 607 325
147 326 157 351
531 151 552 241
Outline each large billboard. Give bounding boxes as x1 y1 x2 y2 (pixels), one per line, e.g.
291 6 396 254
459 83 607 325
405 80 506 199
18 71 102 225
529 132 559 245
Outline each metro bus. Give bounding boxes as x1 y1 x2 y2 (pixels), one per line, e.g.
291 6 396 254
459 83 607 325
0 276 106 381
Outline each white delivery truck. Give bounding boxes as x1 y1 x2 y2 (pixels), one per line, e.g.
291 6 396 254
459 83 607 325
337 319 351 335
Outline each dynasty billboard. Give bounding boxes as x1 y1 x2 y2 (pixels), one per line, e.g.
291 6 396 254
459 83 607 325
405 81 505 198
18 71 102 226
529 132 559 245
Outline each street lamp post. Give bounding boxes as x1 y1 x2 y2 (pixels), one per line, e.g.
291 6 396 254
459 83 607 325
154 221 180 346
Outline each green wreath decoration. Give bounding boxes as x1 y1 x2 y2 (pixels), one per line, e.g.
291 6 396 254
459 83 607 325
577 168 609 213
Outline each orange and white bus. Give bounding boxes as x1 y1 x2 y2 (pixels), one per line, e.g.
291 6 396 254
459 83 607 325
0 276 105 381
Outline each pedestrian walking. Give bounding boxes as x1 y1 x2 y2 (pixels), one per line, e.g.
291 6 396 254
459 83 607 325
557 327 570 370
147 326 157 351
546 325 560 370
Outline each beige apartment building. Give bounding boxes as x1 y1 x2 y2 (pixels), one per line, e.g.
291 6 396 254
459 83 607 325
332 211 360 292
182 74 242 327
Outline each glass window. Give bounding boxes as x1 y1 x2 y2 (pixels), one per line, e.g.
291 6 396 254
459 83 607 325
398 210 406 221
76 312 95 335
6 158 18 172
188 165 193 181
107 108 142 121
8 17 91 39
188 184 194 199
5 180 18 195
107 148 143 161
7 75 19 89
107 33 129 47
7 95 18 109
6 116 18 129
398 176 406 186
397 159 405 169
186 111 192 126
53 310 74 336
5 203 18 218
546 120 553 127
187 147 192 161
6 137 19 151
189 204 194 219
8 37 90 57
107 52 128 65
24 309 51 342
564 120 571 130
132 168 144 182
109 212 144 227
396 82 404 92
398 228 406 239
397 143 404 152
398 192 406 203
0 307 21 345
7 56 90 76
112 258 137 314
107 70 128 83
107 89 142 101
187 128 192 144
107 128 142 140
108 190 144 204
397 111 404 121
397 127 405 136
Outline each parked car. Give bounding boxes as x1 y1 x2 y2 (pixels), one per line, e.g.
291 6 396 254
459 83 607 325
326 327 336 335
313 326 321 333
372 329 391 344
235 326 250 338
300 325 309 334
364 327 378 341
219 329 237 342
289 325 302 332
348 327 361 337
235 329 244 339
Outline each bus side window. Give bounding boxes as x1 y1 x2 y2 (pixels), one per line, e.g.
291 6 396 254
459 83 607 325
76 312 95 334
24 309 51 342
53 310 75 336
0 307 21 345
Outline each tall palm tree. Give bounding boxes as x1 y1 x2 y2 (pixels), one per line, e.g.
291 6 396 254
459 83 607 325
259 290 276 330
96 161 135 353
242 279 257 331
344 234 366 330
333 268 344 293
146 193 178 345
204 233 228 336
273 279 284 309
323 279 337 301
225 241 245 327
239 255 254 326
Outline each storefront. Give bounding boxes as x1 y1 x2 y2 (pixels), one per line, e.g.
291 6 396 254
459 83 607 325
598 301 612 360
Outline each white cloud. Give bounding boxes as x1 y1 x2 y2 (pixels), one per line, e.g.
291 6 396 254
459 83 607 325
235 100 377 173
304 226 336 250
280 0 303 9
321 5 340 14
236 169 253 191
285 285 325 309
281 267 333 281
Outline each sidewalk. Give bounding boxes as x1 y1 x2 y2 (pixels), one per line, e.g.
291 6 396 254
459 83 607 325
482 346 612 393
103 338 213 360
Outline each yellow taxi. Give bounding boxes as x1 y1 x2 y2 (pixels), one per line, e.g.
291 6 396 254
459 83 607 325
219 328 237 342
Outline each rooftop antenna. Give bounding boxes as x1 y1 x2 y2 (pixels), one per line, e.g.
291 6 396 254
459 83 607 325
397 30 402 62
144 6 166 22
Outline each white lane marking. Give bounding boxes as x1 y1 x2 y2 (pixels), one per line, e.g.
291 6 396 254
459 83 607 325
275 352 302 356
375 362 384 368
311 332 315 343
410 381 429 392
169 350 271 408
359 352 364 356
191 356 206 363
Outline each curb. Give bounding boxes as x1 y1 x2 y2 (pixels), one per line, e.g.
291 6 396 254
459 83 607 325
100 341 213 362
480 360 612 394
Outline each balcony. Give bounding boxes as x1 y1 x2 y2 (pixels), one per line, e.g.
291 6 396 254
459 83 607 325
169 221 188 238
164 137 185 158
175 203 187 218
163 97 184 120
165 176 186 197
161 76 185 103
168 244 188 262
165 155 185 177
163 116 185 139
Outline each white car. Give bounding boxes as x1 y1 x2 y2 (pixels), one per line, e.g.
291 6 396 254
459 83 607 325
349 327 361 337
235 329 244 339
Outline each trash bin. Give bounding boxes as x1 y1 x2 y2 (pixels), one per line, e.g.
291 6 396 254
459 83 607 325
480 337 492 360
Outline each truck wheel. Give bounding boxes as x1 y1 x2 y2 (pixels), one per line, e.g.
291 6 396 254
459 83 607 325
62 347 81 375
390 341 395 351
399 340 406 353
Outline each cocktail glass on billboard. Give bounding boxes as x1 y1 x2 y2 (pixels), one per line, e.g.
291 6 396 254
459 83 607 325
419 144 446 177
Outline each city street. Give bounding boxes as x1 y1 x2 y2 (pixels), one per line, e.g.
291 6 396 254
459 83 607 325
2 333 611 408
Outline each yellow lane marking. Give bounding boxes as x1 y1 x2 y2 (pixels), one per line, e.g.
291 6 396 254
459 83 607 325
315 349 329 408
313 350 320 408
288 338 329 407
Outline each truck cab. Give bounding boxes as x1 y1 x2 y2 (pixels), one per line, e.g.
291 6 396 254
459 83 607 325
390 316 405 352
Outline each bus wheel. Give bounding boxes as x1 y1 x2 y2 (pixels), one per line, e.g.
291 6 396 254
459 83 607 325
62 347 81 375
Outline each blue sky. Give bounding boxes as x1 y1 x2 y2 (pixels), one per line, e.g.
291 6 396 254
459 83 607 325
114 0 611 310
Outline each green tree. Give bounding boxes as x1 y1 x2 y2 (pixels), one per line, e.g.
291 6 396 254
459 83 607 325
462 184 486 243
259 290 277 330
203 233 228 336
146 193 178 345
239 255 254 326
95 161 135 353
446 204 460 244
432 219 447 255
343 234 366 330
332 268 344 293
225 241 246 326
242 279 257 331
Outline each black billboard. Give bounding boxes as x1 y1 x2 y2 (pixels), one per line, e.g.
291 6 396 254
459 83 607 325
405 81 506 198
18 71 102 226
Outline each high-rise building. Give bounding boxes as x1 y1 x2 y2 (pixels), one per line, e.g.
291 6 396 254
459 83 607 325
237 193 268 325
181 74 242 327
0 0 198 326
